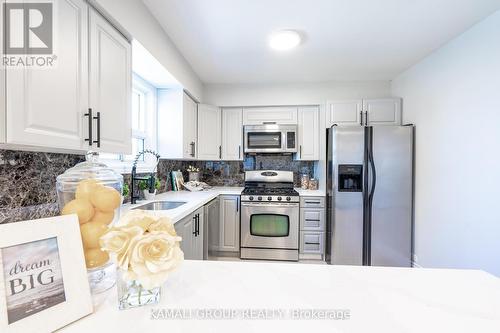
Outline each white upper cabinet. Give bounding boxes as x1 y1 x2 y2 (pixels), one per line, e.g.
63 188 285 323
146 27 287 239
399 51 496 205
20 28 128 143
327 100 363 127
2 2 132 153
5 0 89 150
221 108 243 161
197 104 221 160
297 106 320 161
183 92 198 158
89 8 132 154
0 0 5 143
363 98 401 126
158 90 198 159
327 98 402 127
243 106 298 125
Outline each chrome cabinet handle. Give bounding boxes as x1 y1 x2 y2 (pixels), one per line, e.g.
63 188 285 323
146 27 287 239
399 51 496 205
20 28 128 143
262 121 276 124
219 145 222 159
190 142 195 157
365 111 368 126
300 145 303 159
360 110 363 126
305 242 320 245
305 219 321 222
238 145 241 159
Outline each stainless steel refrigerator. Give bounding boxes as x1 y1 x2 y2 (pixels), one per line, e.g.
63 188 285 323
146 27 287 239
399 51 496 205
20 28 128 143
326 125 414 267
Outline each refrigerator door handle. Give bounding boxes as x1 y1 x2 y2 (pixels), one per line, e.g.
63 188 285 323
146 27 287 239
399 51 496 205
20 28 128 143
368 148 377 201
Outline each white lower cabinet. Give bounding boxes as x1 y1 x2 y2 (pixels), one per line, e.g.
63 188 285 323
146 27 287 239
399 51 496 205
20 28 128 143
299 196 326 259
205 198 220 254
175 207 204 260
219 195 240 252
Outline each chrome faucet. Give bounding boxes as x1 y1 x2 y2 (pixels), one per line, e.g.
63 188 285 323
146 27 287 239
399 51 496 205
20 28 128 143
130 149 161 204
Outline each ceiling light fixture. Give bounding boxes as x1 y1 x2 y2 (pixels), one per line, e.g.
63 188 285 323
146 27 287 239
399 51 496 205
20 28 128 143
269 30 301 51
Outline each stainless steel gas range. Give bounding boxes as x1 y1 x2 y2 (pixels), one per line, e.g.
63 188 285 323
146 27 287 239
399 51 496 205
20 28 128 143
240 170 299 261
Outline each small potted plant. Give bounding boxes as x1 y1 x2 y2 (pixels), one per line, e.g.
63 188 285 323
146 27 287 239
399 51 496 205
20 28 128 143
187 165 200 182
138 176 161 200
122 183 130 203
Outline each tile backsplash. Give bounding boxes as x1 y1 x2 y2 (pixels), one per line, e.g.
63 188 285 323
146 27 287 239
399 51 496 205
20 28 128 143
0 149 316 224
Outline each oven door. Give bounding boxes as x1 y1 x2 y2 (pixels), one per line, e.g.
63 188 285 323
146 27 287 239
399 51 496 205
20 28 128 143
241 202 299 249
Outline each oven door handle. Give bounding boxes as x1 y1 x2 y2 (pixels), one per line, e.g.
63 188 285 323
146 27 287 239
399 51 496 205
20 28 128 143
240 202 299 208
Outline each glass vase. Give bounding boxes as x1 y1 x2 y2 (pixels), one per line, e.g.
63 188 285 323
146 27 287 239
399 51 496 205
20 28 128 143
117 271 161 310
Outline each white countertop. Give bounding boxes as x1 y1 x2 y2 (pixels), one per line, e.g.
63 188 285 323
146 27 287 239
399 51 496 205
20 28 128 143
62 260 500 333
123 187 325 224
294 188 326 196
122 187 244 223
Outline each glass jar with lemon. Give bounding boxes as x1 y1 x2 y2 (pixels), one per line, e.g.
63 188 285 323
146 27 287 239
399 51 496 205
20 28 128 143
56 151 123 294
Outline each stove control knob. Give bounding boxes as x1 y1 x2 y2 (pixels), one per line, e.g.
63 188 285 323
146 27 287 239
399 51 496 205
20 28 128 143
267 196 272 201
249 196 254 201
277 197 282 201
286 197 291 201
257 196 262 201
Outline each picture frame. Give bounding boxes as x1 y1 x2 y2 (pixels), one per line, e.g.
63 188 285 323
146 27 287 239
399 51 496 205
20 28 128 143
0 215 93 332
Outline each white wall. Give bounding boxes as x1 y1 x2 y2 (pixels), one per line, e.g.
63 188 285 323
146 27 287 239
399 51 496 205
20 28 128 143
392 10 500 276
92 0 203 100
204 81 392 106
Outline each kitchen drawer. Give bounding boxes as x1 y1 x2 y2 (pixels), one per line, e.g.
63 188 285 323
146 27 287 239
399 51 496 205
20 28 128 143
300 208 325 231
300 196 325 208
300 232 325 254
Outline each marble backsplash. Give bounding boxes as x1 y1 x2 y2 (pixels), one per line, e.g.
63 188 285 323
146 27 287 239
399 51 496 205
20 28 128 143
0 150 316 224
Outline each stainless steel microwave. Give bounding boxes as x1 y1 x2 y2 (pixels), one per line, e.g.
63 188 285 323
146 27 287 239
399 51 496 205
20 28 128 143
244 124 298 154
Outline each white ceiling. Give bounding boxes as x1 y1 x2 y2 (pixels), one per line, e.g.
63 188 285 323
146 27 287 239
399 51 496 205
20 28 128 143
143 0 500 84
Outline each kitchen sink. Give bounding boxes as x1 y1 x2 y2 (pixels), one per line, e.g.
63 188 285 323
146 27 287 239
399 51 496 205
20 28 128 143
132 201 187 211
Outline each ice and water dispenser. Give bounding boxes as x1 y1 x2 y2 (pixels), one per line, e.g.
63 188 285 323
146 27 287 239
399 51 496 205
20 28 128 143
338 165 363 192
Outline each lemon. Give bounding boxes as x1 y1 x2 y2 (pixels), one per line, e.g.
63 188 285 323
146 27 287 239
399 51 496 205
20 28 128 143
89 210 115 225
80 221 108 249
84 248 109 268
61 199 95 224
90 186 121 212
75 179 103 201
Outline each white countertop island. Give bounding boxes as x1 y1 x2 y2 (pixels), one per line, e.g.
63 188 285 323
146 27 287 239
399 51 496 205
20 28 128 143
62 260 500 333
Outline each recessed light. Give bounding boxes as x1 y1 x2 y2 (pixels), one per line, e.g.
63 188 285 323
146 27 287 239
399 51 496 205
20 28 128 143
269 30 301 51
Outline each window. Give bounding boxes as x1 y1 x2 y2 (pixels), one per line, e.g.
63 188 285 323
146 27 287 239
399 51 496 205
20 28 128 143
100 74 157 173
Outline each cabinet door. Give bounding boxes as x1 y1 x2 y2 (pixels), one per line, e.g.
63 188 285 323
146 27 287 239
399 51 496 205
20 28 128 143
89 9 132 154
182 93 198 159
219 195 240 252
197 104 221 160
176 215 195 260
0 0 5 143
363 99 401 126
193 207 205 260
297 106 320 160
242 107 298 125
221 108 243 160
5 0 88 150
207 198 220 252
327 100 363 127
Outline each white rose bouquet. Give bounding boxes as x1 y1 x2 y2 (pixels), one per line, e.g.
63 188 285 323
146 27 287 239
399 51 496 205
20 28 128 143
100 210 184 290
